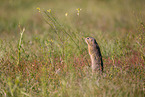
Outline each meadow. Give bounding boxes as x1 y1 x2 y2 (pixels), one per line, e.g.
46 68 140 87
0 0 144 97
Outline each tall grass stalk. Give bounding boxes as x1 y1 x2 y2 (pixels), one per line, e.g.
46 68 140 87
17 26 25 66
42 10 80 49
41 9 82 70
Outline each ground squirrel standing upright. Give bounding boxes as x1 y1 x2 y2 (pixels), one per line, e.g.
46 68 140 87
85 37 103 73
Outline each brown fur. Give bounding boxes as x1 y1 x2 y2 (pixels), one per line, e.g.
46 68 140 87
85 37 103 73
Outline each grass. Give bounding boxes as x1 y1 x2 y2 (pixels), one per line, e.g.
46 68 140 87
0 0 145 97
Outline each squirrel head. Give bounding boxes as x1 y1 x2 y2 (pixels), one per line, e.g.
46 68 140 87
85 37 98 47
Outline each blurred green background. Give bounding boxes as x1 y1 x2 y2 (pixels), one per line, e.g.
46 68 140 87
0 0 144 34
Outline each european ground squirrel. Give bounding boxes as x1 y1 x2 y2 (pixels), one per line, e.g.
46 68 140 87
85 37 103 73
